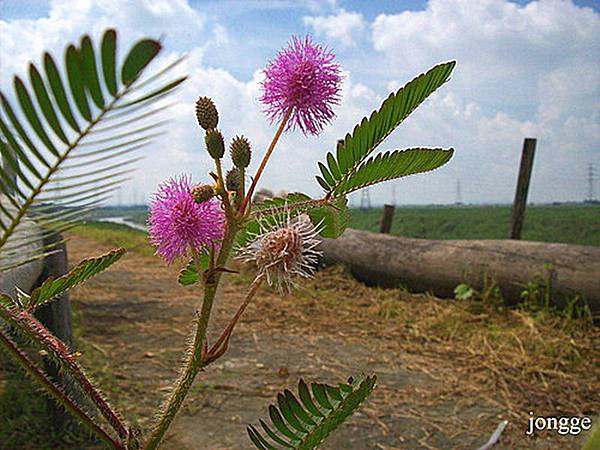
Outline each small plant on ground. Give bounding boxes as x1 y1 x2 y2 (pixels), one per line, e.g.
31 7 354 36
0 29 455 449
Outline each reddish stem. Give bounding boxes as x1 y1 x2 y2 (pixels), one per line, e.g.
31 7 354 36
240 108 292 214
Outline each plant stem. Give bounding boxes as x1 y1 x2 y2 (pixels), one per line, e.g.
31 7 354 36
240 107 292 215
237 167 245 211
206 274 264 360
143 224 238 450
0 328 123 449
0 305 129 440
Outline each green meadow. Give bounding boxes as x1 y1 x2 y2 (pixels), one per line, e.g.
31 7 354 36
349 204 600 246
90 203 600 247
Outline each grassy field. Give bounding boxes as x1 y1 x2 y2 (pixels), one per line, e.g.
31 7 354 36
98 203 600 246
350 204 600 246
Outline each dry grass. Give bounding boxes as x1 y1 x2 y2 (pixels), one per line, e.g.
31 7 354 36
283 265 599 422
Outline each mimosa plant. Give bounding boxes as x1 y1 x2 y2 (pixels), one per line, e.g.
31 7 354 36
0 29 455 449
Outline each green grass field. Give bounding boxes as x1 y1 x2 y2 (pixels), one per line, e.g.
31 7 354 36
93 203 600 247
349 204 600 246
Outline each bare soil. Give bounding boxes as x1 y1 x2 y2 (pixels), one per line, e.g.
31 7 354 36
60 235 599 449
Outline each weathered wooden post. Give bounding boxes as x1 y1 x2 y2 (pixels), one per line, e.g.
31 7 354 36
379 204 395 234
510 138 537 239
1 147 74 429
34 231 74 429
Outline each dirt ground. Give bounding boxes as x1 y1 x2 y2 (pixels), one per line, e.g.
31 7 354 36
62 234 598 450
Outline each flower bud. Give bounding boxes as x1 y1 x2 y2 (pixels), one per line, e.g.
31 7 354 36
191 184 215 203
195 96 219 130
230 135 252 169
205 129 225 159
225 167 241 192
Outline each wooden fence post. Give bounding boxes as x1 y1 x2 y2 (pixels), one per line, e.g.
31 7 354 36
379 204 395 234
34 231 74 430
510 138 537 239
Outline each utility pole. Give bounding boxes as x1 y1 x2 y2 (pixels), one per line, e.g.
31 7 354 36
586 163 597 203
360 188 371 210
455 179 463 205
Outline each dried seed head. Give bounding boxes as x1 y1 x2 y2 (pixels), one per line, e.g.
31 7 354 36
225 167 241 192
191 184 215 203
230 135 252 169
205 129 225 159
195 96 219 130
237 212 322 293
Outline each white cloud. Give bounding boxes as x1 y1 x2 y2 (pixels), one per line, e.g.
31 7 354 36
0 0 207 86
303 9 365 46
0 0 598 206
369 0 600 204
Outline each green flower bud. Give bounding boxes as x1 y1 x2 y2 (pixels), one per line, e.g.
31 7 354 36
205 129 225 159
191 184 215 203
225 167 241 192
230 135 252 169
195 96 219 130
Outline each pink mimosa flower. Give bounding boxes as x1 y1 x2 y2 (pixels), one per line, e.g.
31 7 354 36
260 35 342 136
148 175 225 264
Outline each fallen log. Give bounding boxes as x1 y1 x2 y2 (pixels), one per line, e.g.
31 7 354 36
319 229 600 313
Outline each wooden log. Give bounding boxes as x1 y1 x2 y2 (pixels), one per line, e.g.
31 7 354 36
319 229 600 313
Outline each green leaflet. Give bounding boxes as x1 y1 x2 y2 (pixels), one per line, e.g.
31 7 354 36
26 248 126 310
247 375 377 450
177 254 209 286
121 39 162 86
332 147 454 196
0 28 187 272
317 61 456 194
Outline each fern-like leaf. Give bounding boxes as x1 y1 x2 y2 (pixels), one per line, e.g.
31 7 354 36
24 247 126 310
317 61 455 194
0 29 187 271
331 147 454 196
247 375 377 450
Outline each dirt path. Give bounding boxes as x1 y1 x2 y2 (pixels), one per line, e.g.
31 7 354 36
68 235 597 450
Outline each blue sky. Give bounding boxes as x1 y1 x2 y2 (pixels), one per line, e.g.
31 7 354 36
1 0 599 205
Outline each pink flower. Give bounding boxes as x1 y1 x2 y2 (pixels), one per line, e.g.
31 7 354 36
148 175 225 264
260 35 342 136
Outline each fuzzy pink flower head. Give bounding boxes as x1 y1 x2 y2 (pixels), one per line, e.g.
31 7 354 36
148 175 225 264
260 35 342 136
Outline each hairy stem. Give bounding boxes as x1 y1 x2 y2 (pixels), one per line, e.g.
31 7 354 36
206 274 264 359
0 328 123 449
237 167 245 211
0 305 129 440
240 107 292 215
251 197 331 218
143 223 238 450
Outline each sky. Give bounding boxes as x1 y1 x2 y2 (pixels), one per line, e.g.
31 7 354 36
0 0 599 206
